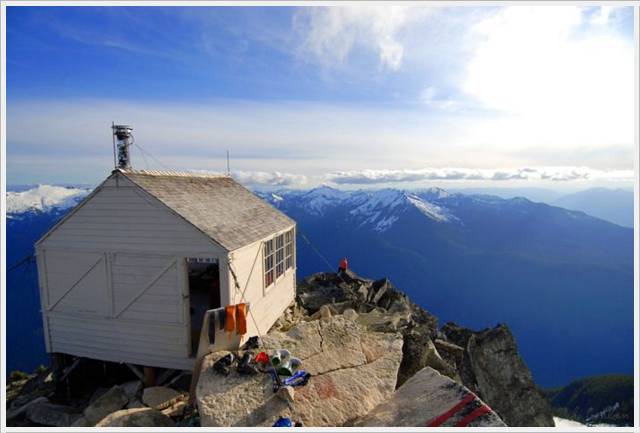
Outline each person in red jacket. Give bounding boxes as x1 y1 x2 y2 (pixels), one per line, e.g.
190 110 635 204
338 257 348 273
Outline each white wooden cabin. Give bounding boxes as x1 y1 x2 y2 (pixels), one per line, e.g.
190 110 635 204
35 169 296 371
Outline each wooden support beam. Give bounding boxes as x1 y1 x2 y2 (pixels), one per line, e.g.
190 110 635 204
59 357 83 382
125 363 145 382
156 369 177 386
144 366 156 387
50 353 65 382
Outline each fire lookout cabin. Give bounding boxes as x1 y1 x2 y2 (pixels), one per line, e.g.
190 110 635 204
35 168 297 372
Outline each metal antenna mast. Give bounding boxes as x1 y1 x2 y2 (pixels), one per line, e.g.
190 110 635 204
111 121 117 169
112 124 134 170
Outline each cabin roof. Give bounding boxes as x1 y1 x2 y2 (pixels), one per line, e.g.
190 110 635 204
119 169 295 251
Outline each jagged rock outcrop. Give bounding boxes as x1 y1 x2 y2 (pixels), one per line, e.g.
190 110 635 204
352 367 506 427
441 322 554 426
297 271 438 338
296 272 554 426
196 314 403 427
26 402 82 426
296 272 441 387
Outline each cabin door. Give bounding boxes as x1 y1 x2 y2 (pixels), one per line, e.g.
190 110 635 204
186 258 221 356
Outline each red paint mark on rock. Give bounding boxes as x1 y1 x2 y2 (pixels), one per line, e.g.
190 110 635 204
314 376 337 400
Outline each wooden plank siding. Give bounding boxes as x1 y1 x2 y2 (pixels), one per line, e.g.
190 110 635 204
228 226 296 339
35 170 296 370
39 177 227 255
36 178 227 370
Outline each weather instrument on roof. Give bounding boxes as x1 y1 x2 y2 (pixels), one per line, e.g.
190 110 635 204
112 124 134 170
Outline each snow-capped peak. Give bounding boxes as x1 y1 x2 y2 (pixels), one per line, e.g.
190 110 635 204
300 185 350 215
416 187 450 200
348 189 456 232
7 185 90 214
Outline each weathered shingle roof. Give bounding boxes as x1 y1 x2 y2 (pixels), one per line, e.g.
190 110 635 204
120 169 295 251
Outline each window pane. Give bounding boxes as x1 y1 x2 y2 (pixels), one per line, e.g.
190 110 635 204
276 262 284 277
276 235 284 249
266 269 274 286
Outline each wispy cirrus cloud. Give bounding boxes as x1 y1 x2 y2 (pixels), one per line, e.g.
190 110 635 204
293 6 435 71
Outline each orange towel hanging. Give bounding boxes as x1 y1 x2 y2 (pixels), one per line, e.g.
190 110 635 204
225 304 236 336
236 303 247 336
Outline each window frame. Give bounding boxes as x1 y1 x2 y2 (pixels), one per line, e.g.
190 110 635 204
263 227 296 292
263 239 275 289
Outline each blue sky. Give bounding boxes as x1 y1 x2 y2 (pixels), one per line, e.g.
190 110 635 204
6 5 636 189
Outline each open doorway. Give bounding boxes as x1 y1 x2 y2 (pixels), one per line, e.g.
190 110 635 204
187 258 221 356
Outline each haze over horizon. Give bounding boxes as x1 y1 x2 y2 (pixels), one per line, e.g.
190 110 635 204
6 5 636 189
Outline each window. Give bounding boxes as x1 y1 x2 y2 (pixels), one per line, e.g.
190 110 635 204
285 230 294 270
264 229 295 290
275 234 285 278
264 239 274 287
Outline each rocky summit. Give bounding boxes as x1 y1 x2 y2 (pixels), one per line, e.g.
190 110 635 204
294 271 554 427
7 270 555 427
196 270 554 427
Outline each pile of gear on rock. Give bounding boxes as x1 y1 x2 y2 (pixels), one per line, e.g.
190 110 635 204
211 336 311 427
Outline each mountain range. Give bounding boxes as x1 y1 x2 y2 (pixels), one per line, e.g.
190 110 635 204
552 188 634 228
258 185 634 387
5 184 635 390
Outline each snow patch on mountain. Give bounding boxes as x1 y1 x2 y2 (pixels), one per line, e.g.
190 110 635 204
300 185 350 216
7 185 89 215
346 189 457 232
406 194 452 222
350 189 406 215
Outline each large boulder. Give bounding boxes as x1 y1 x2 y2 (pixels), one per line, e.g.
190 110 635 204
196 314 403 427
95 408 175 427
466 325 554 427
142 386 184 410
83 385 129 426
352 367 506 427
26 402 82 426
121 380 143 402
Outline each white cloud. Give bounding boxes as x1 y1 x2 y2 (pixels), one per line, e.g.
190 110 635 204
293 6 432 71
461 6 634 151
232 170 308 187
327 167 634 185
7 96 635 187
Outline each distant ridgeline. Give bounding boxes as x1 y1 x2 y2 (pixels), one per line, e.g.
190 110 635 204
259 186 634 388
545 375 634 426
6 185 634 393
